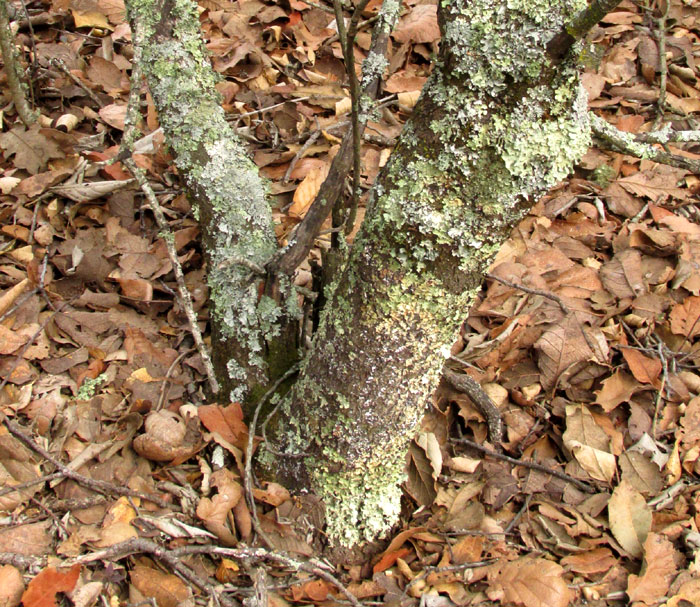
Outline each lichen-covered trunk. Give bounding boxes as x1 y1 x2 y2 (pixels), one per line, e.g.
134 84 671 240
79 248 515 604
126 0 293 404
272 0 591 546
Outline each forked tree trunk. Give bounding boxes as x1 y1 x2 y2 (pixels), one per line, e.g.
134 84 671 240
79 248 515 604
127 0 591 547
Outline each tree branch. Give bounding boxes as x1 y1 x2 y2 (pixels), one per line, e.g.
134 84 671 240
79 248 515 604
547 0 623 62
590 112 700 173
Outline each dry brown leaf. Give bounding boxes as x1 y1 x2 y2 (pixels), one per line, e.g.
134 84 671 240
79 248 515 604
534 318 598 390
21 565 81 607
621 348 662 387
626 533 678 605
608 480 651 558
594 370 639 412
600 248 646 299
619 452 663 495
563 404 616 482
289 164 329 218
0 565 24 607
669 296 700 339
561 548 617 575
487 557 573 607
130 564 192 607
393 5 440 43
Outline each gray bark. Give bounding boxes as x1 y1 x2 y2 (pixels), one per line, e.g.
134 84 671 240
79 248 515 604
127 0 592 548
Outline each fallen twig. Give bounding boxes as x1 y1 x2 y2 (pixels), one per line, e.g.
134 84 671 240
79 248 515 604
590 112 700 173
1 415 173 508
245 364 301 547
121 46 219 395
486 273 570 314
442 368 503 443
451 436 596 493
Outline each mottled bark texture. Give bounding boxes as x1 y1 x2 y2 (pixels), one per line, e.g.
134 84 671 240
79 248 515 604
125 0 297 404
271 0 591 546
128 0 593 548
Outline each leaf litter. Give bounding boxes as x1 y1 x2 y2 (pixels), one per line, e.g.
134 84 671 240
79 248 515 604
0 0 699 605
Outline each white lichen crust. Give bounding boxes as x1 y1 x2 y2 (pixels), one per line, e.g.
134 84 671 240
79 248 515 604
280 0 592 547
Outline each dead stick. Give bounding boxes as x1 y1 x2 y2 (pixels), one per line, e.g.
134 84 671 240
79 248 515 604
486 273 570 314
442 368 503 443
1 415 173 508
451 436 595 493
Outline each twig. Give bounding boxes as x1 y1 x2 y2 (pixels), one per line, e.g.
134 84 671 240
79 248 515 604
652 0 671 129
1 415 173 508
332 0 371 238
245 364 301 548
400 559 496 599
0 470 63 499
451 436 596 493
232 96 312 120
547 0 624 62
74 538 365 607
121 52 219 394
651 341 669 439
284 128 321 183
156 349 191 411
442 368 503 443
590 112 700 173
49 57 103 108
71 537 235 607
486 273 570 314
0 0 36 125
635 128 700 143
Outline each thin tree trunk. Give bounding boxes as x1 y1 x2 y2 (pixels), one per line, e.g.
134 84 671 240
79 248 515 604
270 0 592 546
125 0 293 404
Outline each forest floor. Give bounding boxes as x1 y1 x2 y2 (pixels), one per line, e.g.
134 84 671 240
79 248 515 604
1 0 700 605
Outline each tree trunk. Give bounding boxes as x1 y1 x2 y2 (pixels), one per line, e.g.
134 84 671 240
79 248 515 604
269 0 591 546
127 0 591 548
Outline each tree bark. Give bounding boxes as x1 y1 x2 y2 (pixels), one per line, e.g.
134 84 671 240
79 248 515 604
269 0 591 546
125 0 295 404
128 0 592 548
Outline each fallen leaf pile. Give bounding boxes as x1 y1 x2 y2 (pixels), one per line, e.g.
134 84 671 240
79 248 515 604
0 0 699 605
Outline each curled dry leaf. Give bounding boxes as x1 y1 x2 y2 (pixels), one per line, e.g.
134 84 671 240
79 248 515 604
289 164 330 218
130 564 193 607
133 411 203 462
563 404 616 482
608 480 651 558
393 5 440 43
51 179 135 203
21 565 81 607
196 469 243 546
487 557 573 607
